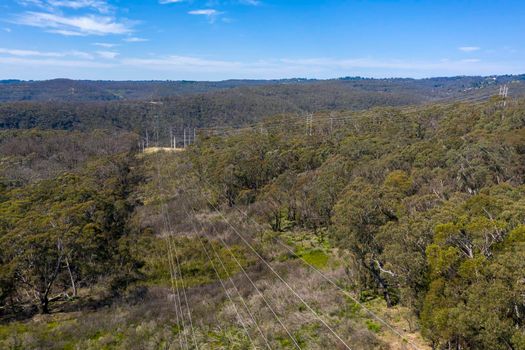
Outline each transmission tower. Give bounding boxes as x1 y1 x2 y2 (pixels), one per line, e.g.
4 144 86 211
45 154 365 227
499 84 509 107
305 113 313 136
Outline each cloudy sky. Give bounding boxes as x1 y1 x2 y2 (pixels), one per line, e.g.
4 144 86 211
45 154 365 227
1 0 524 80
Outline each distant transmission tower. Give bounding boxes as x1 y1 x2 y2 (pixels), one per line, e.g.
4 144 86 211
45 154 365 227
305 113 313 136
499 84 509 107
330 111 335 135
182 127 197 148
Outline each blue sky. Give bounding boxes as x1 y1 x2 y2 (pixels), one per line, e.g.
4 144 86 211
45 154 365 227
1 0 524 80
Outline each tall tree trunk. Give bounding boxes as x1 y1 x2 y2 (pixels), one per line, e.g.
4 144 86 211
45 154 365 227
378 278 393 307
37 249 63 314
273 210 281 231
65 256 77 297
39 293 50 314
369 261 394 307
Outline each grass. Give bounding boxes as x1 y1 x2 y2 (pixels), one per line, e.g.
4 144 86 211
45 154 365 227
0 322 29 338
0 220 422 349
0 305 181 350
0 260 408 350
206 326 252 349
298 249 330 269
272 229 335 270
135 235 252 288
294 323 322 347
0 144 429 350
331 297 362 319
366 320 382 333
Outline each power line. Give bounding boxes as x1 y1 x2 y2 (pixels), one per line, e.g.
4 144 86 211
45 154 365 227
197 190 353 350
177 182 295 349
198 177 422 350
159 155 281 349
162 187 199 350
153 117 199 349
196 234 256 347
178 203 257 348
212 232 303 350
153 119 188 349
146 93 501 348
156 159 189 349
180 196 272 349
193 94 497 139
275 237 420 349
161 207 189 350
206 227 272 350
146 92 499 148
175 178 272 348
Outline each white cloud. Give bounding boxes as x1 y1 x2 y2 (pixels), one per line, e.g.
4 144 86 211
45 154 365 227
96 50 118 59
159 0 184 4
1 49 522 80
17 0 111 13
16 0 46 7
0 48 63 57
93 42 117 48
69 50 94 59
0 56 113 68
459 46 480 52
13 11 133 36
47 0 110 13
3 28 12 32
0 48 497 75
189 9 219 16
124 37 148 42
239 0 260 5
188 9 223 22
0 47 94 59
119 55 522 79
47 29 85 36
122 55 243 70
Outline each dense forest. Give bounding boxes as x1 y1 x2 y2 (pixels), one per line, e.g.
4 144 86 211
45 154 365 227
1 76 524 103
180 97 525 349
0 82 524 349
2 76 525 134
0 130 142 315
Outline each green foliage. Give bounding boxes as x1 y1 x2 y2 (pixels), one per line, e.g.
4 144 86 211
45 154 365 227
383 170 413 195
421 187 525 349
4 76 517 134
180 98 525 349
0 151 143 314
206 326 252 349
138 235 252 288
2 96 525 348
508 225 525 242
297 249 330 269
0 129 137 188
366 320 382 333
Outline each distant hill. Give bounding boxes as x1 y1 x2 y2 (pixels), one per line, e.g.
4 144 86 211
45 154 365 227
0 78 312 102
0 75 524 103
1 75 525 134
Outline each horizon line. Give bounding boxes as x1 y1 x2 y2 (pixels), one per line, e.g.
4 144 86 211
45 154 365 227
1 73 524 83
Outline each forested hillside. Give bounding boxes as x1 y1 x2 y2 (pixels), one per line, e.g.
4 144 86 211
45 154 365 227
1 76 524 103
2 76 525 134
0 79 284 102
0 130 142 316
1 95 523 349
177 97 525 349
